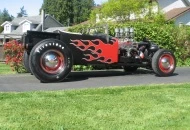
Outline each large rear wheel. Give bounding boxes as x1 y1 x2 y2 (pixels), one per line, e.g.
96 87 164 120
152 49 176 76
29 39 73 82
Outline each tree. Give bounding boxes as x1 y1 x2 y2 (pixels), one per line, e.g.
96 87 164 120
0 25 3 33
0 8 13 33
73 0 95 24
91 0 156 22
0 8 13 24
42 0 95 26
0 9 13 33
17 6 28 17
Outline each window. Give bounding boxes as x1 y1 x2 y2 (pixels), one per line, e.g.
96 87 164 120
23 23 30 32
4 25 10 33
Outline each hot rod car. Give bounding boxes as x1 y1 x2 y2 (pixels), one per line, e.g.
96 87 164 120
22 26 176 82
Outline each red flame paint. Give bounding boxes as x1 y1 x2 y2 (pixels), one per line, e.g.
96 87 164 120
71 39 118 64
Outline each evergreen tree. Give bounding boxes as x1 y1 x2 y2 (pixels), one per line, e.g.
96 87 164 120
0 9 13 33
42 0 95 26
17 6 28 17
0 8 13 23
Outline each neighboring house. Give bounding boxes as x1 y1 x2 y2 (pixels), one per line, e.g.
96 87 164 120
165 7 190 25
157 0 190 25
157 0 190 12
95 0 190 26
0 13 67 44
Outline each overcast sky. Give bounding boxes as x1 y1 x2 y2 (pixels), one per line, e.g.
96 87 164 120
0 0 108 17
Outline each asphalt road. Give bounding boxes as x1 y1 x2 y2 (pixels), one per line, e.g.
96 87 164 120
0 67 190 92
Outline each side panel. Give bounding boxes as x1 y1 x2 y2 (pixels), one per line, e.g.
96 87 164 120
23 31 119 65
22 31 60 52
60 33 119 65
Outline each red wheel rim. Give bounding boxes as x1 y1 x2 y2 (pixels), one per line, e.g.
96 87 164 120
40 49 65 74
159 54 175 73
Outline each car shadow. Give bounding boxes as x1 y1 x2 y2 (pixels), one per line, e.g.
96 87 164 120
155 73 178 77
62 68 156 82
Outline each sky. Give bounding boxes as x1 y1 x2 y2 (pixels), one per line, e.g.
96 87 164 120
0 0 108 17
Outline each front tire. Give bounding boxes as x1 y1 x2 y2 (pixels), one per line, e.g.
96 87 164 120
29 39 73 82
152 49 176 76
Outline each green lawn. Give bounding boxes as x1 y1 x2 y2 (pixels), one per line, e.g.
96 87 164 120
0 83 190 130
0 63 15 74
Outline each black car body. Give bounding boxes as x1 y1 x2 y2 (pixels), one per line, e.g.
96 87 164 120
22 29 176 82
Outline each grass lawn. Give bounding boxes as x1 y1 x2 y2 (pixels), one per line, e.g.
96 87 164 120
0 83 189 129
0 63 16 75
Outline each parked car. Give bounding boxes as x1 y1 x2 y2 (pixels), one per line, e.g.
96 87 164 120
22 26 176 82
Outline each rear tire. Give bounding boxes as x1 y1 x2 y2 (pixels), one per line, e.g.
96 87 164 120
29 39 73 82
23 51 31 73
152 49 176 76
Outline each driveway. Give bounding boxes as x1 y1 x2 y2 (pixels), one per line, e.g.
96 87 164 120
0 67 189 92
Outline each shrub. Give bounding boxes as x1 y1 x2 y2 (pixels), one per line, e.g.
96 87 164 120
3 40 26 73
0 26 3 33
73 65 93 71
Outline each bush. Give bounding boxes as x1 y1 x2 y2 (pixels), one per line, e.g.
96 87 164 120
3 40 26 73
0 26 3 33
73 65 93 71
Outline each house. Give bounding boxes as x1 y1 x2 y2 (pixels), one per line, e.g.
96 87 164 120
157 0 190 25
95 0 190 26
0 12 67 44
157 0 190 12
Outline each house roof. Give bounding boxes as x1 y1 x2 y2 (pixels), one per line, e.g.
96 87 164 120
0 14 65 40
1 15 42 26
165 7 190 20
1 21 12 26
154 0 190 6
44 15 63 29
19 19 33 25
45 27 68 32
182 0 190 6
